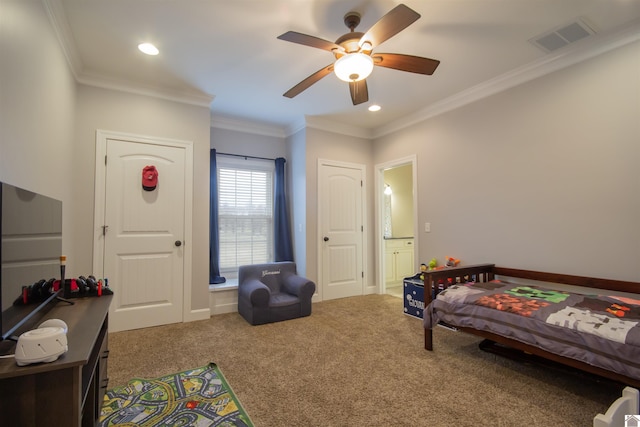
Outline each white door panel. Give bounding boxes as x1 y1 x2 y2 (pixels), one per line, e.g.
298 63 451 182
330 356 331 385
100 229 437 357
327 244 357 284
319 162 364 300
104 139 186 332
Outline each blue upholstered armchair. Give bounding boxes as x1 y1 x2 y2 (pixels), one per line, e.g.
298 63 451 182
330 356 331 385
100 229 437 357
237 262 316 325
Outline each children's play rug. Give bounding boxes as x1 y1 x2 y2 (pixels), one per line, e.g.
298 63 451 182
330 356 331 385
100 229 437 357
100 362 253 427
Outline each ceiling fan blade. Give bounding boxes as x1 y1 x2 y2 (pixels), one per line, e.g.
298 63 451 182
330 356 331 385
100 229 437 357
359 4 420 49
372 53 440 75
349 79 369 105
283 63 334 98
277 31 343 53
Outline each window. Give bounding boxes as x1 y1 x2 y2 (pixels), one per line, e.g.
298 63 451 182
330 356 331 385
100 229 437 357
217 156 274 276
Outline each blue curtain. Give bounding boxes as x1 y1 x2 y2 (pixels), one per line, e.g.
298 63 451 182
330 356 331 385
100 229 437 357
274 157 294 262
209 149 225 284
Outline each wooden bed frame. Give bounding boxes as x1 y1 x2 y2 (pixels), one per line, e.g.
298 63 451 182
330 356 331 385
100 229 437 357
423 264 640 388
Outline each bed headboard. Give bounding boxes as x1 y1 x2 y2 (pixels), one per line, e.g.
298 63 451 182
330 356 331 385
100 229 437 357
422 264 495 307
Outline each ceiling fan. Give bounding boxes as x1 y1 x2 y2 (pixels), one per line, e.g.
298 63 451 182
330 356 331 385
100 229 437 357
277 3 440 106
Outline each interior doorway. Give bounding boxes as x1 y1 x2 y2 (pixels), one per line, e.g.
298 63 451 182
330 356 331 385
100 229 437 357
317 159 366 300
92 130 194 332
375 155 418 298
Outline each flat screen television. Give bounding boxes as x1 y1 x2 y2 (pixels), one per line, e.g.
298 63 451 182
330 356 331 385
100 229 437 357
0 181 63 343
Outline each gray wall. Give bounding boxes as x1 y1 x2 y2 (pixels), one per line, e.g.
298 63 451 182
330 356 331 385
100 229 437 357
305 127 376 292
4 1 637 322
75 85 211 312
211 127 287 159
287 127 308 275
1 0 212 314
0 0 76 249
373 40 640 282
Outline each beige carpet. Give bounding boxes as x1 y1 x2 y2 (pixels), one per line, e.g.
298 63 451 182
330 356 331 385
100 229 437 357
107 294 623 426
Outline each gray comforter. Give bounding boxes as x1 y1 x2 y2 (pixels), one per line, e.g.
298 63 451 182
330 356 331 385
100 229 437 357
424 279 640 381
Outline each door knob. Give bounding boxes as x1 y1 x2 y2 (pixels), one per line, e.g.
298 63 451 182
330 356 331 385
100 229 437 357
175 240 182 247
323 237 329 242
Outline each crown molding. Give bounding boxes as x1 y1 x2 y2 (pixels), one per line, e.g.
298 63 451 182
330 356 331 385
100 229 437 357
373 18 640 138
44 0 213 109
210 114 288 138
285 117 308 138
209 115 372 140
78 71 214 107
43 0 83 80
304 116 373 139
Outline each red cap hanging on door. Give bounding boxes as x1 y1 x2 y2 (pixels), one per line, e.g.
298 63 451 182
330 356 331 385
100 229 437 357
142 165 158 191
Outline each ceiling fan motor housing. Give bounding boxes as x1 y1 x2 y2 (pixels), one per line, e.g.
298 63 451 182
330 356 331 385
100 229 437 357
334 32 364 57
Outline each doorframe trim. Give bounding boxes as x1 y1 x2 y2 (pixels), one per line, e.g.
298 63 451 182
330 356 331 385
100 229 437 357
374 154 418 294
317 158 367 301
92 129 194 323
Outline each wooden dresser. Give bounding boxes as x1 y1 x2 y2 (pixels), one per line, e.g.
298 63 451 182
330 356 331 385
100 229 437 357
0 295 112 426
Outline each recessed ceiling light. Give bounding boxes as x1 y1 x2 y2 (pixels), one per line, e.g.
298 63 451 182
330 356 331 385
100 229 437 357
368 104 381 112
138 43 159 56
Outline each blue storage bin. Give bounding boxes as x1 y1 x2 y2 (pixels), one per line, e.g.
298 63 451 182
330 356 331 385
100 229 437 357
403 278 424 319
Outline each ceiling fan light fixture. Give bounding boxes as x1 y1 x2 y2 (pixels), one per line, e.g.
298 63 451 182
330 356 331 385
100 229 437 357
334 53 374 82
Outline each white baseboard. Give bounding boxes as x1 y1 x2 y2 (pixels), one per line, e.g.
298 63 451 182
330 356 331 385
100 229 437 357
210 287 238 315
184 308 210 322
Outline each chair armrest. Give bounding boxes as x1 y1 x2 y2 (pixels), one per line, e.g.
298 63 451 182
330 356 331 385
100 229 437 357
282 274 316 299
238 279 270 307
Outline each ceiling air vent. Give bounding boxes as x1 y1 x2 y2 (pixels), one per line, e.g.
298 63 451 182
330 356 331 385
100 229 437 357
530 18 597 52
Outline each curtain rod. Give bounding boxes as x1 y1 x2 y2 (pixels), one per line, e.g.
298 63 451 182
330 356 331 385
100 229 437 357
217 152 279 162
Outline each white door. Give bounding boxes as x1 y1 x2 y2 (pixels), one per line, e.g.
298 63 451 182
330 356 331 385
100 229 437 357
102 138 187 332
319 161 364 300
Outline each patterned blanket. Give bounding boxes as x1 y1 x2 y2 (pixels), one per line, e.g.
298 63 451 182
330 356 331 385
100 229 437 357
424 280 640 380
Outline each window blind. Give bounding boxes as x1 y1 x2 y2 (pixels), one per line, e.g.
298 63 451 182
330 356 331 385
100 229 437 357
217 157 274 273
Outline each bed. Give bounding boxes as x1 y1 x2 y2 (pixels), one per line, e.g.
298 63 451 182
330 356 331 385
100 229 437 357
422 264 640 388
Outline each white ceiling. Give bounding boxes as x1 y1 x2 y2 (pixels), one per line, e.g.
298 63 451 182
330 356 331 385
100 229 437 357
52 0 640 136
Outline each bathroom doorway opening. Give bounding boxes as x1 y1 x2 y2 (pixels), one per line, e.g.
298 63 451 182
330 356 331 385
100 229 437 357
375 155 418 298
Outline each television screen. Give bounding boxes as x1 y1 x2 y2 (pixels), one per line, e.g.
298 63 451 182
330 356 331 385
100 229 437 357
1 181 62 341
